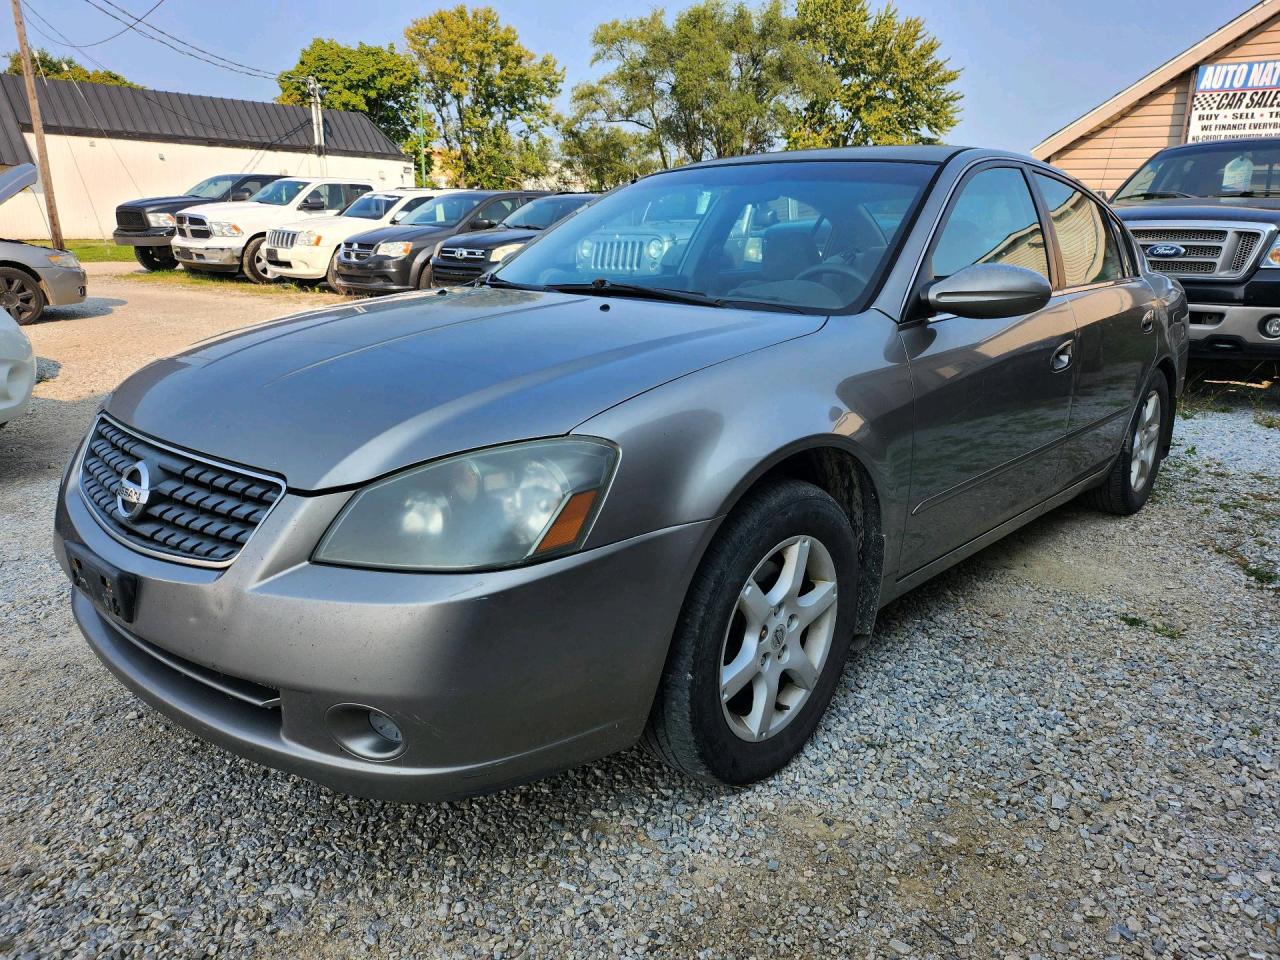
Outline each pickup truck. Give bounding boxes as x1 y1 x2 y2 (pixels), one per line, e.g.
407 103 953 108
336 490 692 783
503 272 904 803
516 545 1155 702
113 173 282 271
1111 137 1280 361
172 178 375 283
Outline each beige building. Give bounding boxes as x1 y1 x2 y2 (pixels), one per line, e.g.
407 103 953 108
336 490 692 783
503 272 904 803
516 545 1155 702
0 75 413 239
1033 0 1280 194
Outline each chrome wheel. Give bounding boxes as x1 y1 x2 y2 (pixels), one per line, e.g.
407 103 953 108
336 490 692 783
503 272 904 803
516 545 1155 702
719 535 839 742
1129 390 1161 492
0 274 38 322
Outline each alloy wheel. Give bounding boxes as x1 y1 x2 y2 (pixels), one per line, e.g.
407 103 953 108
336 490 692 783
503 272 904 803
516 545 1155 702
719 535 839 742
1129 390 1161 492
0 275 38 323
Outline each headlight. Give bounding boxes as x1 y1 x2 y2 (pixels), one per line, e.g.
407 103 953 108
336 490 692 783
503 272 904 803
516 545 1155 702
314 438 617 571
295 230 324 247
578 239 594 260
146 212 176 228
1261 238 1280 268
46 252 79 268
375 241 413 258
646 238 667 261
209 221 243 237
488 242 524 263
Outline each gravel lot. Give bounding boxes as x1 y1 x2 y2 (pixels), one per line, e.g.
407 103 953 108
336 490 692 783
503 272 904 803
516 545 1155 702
1 270 1277 959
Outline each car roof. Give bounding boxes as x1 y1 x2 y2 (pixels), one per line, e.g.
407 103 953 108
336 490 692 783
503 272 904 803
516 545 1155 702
671 145 984 170
1147 137 1280 156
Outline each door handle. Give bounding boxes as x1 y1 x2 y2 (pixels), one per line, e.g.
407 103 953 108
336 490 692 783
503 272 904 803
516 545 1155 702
1141 309 1155 333
1051 339 1073 372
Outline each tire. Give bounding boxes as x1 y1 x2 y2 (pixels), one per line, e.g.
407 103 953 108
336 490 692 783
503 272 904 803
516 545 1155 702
241 236 271 284
0 267 45 325
1086 371 1170 515
325 250 341 290
133 245 177 271
644 478 860 786
415 262 433 290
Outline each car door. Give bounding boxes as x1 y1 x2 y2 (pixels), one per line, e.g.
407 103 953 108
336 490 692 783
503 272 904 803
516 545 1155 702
897 163 1078 575
1030 173 1158 481
467 195 523 231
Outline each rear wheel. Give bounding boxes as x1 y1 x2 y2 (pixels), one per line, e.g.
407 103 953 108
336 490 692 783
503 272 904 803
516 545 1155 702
1087 372 1169 515
241 236 271 284
133 246 177 271
0 267 45 325
644 479 860 785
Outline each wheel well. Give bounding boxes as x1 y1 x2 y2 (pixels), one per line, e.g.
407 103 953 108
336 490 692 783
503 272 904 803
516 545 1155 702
0 260 43 286
751 446 884 637
1154 357 1177 453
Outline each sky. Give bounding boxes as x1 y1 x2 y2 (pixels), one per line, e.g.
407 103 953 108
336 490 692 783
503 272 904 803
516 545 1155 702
0 0 1263 151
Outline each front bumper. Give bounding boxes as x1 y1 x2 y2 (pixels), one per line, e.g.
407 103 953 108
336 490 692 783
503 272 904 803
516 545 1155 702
1181 276 1280 358
54 470 709 802
113 227 174 248
0 322 34 424
37 263 87 306
172 239 243 273
264 243 330 281
334 255 414 294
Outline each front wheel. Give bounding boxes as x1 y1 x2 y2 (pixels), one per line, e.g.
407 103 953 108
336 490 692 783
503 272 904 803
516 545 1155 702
133 245 177 271
644 479 860 786
241 237 271 284
0 267 45 325
1087 372 1170 515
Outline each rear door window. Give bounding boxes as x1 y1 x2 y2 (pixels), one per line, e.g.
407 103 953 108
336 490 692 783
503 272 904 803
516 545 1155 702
1034 174 1124 287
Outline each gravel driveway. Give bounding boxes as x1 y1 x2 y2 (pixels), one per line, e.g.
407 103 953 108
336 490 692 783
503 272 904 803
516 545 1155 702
1 272 1277 959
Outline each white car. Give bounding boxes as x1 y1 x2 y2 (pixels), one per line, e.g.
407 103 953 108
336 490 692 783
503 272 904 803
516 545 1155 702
172 177 376 283
0 307 35 427
263 189 453 286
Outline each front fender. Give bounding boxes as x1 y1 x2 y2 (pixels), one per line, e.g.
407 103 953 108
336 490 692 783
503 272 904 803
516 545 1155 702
574 311 917 596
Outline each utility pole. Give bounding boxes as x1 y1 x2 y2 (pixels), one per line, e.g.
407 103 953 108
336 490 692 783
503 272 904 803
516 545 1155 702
306 76 325 174
9 0 62 248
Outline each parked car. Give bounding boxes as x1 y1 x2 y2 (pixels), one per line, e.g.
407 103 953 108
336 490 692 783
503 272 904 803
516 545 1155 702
1111 137 1280 361
429 192 597 287
0 165 86 326
333 189 548 294
54 146 1187 803
113 173 283 271
0 306 34 427
263 189 451 288
172 177 375 283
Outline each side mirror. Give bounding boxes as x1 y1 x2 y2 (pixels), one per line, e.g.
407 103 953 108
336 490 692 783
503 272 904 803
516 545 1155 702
1095 189 1110 202
231 188 252 201
470 218 495 231
299 196 326 211
923 263 1052 320
390 211 405 224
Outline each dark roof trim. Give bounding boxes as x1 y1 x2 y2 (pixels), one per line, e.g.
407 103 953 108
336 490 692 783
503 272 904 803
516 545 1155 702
0 74 405 165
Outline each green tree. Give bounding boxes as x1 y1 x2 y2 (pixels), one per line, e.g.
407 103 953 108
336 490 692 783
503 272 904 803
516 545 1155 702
5 48 135 86
576 1 817 166
277 39 420 144
791 0 961 147
557 116 659 190
404 5 562 188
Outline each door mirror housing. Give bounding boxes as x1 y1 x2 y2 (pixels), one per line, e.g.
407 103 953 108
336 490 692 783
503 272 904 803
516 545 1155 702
470 218 495 231
1095 189 1110 202
923 263 1052 320
299 196 326 212
231 188 252 202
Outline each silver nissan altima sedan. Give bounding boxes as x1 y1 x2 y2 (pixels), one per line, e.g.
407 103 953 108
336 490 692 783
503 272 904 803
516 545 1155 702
55 147 1188 801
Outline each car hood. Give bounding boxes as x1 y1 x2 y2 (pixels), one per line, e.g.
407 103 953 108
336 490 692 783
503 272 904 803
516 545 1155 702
118 195 203 211
181 200 282 222
272 214 382 237
0 164 36 208
1114 197 1280 224
350 223 454 245
107 287 824 490
445 227 537 249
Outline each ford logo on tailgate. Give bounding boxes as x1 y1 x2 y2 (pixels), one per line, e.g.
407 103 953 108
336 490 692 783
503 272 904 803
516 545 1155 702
1147 243 1186 259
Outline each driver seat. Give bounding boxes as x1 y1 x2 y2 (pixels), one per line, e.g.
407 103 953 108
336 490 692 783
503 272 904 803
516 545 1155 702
759 224 821 281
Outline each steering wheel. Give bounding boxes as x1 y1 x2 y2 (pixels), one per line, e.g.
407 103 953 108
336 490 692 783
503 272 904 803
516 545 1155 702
794 261 871 293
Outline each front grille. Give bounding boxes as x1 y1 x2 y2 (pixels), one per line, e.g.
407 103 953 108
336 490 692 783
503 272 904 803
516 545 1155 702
79 415 284 566
267 229 297 250
175 214 210 240
115 209 147 231
340 241 376 262
439 247 487 261
431 263 486 286
590 239 645 273
1130 224 1267 280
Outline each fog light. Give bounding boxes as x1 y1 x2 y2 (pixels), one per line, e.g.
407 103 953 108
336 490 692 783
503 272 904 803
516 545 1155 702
1261 315 1280 339
324 704 406 761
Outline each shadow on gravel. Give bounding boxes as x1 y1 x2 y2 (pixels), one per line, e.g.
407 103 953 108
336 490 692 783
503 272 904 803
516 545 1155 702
26 296 127 325
0 394 101 486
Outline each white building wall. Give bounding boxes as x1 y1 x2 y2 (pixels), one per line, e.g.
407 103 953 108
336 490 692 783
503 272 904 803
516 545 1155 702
0 132 414 240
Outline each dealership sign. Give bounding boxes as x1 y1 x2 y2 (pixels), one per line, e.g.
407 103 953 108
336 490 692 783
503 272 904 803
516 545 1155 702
1188 59 1280 142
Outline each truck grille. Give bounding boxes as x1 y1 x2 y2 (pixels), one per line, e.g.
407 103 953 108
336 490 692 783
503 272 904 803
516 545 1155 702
431 262 486 286
340 241 376 263
267 229 297 249
175 214 211 240
115 209 147 231
590 239 645 273
79 415 284 566
1129 223 1269 280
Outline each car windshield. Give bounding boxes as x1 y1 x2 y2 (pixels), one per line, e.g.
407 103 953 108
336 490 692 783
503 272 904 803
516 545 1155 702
500 194 595 230
400 192 487 227
492 161 933 313
1115 143 1280 199
249 179 308 206
342 193 408 220
186 175 237 200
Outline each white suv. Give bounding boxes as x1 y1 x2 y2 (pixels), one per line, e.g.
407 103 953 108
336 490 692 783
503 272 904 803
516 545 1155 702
264 189 454 287
172 178 376 283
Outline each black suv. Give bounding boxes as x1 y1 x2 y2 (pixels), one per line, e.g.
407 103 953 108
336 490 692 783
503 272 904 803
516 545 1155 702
429 192 597 286
114 173 283 271
334 190 547 295
1112 137 1280 360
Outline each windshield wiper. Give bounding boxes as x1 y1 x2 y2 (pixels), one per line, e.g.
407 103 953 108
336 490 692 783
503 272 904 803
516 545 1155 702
502 223 543 230
476 274 543 290
1117 190 1196 200
1212 190 1280 198
546 278 725 308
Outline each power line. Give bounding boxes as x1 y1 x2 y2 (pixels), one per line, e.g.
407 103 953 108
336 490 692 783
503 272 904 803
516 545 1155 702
33 0 165 49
